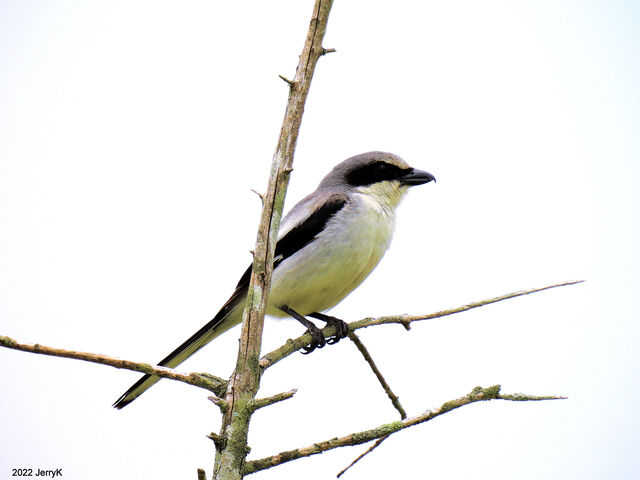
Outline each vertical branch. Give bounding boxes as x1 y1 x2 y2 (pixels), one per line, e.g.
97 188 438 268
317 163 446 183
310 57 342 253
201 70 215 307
212 1 335 479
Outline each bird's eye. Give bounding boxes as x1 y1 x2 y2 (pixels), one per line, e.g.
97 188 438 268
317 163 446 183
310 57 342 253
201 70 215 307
346 161 403 187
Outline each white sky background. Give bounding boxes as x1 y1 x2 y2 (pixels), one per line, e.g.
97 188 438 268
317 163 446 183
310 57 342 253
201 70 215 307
1 1 638 479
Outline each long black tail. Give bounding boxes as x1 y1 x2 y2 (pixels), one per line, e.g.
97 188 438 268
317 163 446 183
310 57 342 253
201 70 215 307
113 288 245 409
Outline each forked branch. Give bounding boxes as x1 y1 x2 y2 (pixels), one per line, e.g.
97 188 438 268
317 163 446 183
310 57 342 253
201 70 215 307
242 385 566 475
0 280 582 401
260 280 584 370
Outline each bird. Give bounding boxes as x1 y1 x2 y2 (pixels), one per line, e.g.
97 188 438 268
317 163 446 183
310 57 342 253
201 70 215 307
113 151 435 409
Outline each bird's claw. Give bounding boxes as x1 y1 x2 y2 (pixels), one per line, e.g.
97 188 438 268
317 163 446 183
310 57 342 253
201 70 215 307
282 307 349 354
324 317 349 344
301 323 327 354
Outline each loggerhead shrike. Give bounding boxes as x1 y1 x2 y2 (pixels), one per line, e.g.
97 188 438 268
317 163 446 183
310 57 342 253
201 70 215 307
113 151 435 409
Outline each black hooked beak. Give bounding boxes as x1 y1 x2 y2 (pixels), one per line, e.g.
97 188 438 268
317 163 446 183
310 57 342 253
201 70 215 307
400 168 436 186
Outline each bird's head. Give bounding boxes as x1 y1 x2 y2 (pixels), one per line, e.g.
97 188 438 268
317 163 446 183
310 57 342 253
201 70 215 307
319 151 435 209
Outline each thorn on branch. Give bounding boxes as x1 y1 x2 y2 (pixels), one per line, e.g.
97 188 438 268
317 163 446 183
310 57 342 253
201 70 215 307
248 389 297 413
251 189 265 205
321 47 336 55
207 432 227 452
386 314 411 330
278 75 296 88
208 395 228 413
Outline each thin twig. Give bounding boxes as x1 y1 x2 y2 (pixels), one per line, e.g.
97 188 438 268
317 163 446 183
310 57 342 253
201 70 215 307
208 395 228 413
248 389 297 412
348 333 406 419
337 280 583 476
260 280 584 370
0 335 227 396
340 333 406 478
250 188 265 204
242 385 566 475
336 436 388 478
278 74 295 87
0 281 582 400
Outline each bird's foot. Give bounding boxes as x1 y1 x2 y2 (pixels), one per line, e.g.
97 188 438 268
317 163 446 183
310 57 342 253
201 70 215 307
309 312 350 344
301 322 327 354
279 305 327 354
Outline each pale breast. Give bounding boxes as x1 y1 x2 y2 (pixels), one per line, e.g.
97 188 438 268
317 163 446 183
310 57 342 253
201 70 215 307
266 194 396 317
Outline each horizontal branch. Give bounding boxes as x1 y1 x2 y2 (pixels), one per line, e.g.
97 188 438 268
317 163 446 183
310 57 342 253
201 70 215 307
260 280 584 370
0 280 582 404
248 389 297 413
0 335 227 397
242 385 566 475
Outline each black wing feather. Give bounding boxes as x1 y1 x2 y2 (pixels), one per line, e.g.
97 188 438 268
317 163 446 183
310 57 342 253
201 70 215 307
113 195 347 408
273 195 347 267
234 194 347 288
